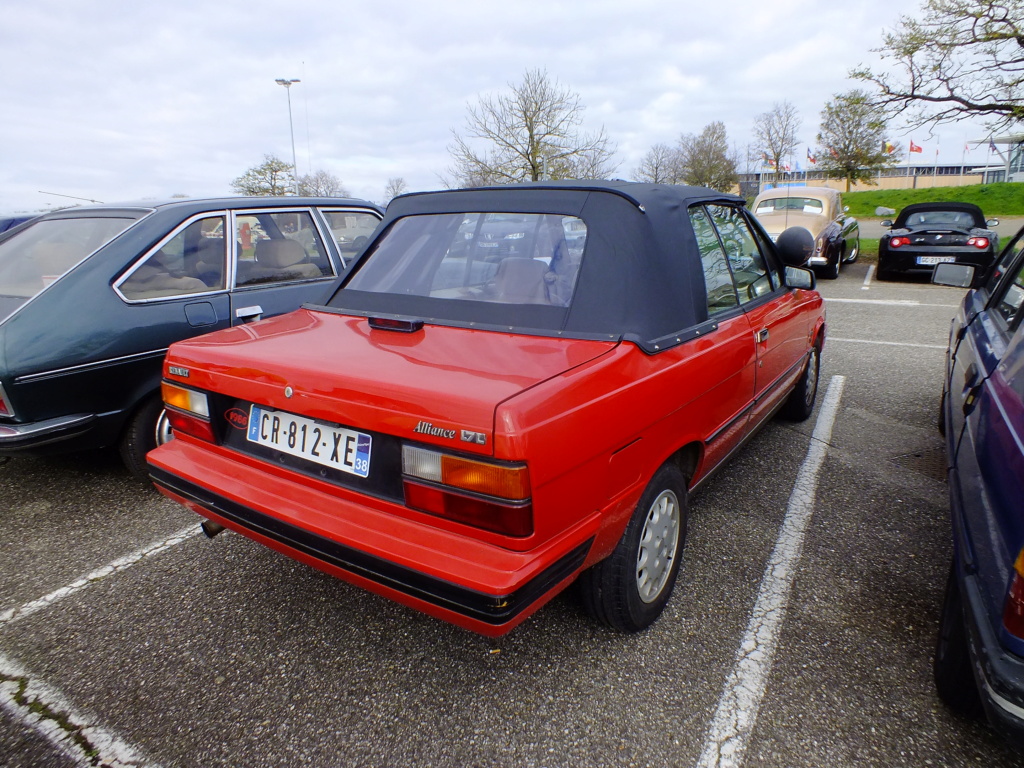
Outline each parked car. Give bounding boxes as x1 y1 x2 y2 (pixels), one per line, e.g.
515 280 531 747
932 229 1024 747
0 196 382 478
0 213 38 235
879 202 999 282
147 181 825 637
751 186 859 279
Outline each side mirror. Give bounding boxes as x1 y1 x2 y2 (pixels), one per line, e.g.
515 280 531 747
784 265 815 290
987 218 1000 228
775 226 814 267
932 263 975 288
843 205 850 213
881 220 893 228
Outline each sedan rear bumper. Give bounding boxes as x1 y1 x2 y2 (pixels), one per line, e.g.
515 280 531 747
0 413 98 453
147 438 596 636
879 248 994 275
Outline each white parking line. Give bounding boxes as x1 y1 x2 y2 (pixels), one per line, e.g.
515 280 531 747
862 264 874 290
828 337 946 350
697 375 845 768
0 524 201 629
0 652 158 767
825 297 959 308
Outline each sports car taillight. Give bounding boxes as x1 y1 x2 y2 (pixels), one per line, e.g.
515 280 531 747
402 445 533 536
161 381 215 443
967 236 990 249
889 236 911 248
1003 549 1024 640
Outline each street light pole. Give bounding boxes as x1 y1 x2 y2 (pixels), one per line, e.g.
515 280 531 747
275 78 301 195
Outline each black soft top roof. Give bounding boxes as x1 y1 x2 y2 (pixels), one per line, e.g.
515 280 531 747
894 201 987 228
326 181 745 351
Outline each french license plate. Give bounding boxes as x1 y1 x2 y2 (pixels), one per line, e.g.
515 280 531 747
918 256 955 265
247 405 371 478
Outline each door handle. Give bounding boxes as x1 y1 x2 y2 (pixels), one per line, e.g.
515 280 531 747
756 328 769 343
235 305 263 323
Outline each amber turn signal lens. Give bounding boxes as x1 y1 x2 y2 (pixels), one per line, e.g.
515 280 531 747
161 381 210 418
402 445 529 502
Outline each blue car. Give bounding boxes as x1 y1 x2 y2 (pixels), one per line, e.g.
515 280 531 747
933 230 1024 747
0 197 381 478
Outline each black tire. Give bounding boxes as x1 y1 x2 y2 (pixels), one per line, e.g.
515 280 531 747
938 388 947 437
119 394 173 481
781 345 820 421
934 561 983 717
579 463 688 632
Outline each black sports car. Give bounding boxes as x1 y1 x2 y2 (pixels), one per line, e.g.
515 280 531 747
877 202 999 282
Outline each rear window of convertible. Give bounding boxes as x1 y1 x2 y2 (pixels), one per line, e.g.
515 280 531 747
342 212 586 308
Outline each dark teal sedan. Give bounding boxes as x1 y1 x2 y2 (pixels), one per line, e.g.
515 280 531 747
0 196 381 477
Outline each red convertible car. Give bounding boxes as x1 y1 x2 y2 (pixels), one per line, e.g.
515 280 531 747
148 181 826 636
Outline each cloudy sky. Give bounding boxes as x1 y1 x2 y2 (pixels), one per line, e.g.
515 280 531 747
0 0 996 213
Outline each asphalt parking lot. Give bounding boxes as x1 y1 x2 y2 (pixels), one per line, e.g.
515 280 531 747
2 262 1022 768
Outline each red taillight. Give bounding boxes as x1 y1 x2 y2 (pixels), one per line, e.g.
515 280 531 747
889 236 910 248
161 381 214 443
403 480 533 537
402 444 532 536
1003 550 1024 639
967 237 989 249
164 407 216 443
0 383 12 418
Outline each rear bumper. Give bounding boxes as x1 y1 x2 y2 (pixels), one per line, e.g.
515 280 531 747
879 248 994 275
148 439 595 636
0 413 99 454
961 570 1024 749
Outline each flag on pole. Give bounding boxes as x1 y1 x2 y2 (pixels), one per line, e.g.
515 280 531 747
806 148 816 164
883 141 895 154
909 141 923 153
990 138 998 153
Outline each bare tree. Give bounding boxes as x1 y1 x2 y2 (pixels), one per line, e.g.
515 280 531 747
677 121 739 192
815 90 900 192
634 144 681 183
231 155 295 196
448 68 617 186
298 170 349 197
852 0 1024 132
753 102 801 184
383 177 408 203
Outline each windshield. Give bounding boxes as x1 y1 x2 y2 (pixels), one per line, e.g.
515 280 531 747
0 215 137 320
754 197 824 215
342 212 586 308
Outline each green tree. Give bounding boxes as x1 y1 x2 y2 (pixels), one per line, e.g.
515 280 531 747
753 101 800 185
852 0 1024 131
815 90 900 192
231 155 295 196
448 68 617 186
677 121 739 192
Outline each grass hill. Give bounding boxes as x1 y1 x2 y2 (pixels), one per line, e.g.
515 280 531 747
842 182 1024 218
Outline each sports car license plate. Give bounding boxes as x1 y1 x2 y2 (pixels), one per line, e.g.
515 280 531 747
917 256 955 265
247 406 371 478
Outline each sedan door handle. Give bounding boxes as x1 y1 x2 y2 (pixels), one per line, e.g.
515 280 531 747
756 328 769 343
235 305 263 323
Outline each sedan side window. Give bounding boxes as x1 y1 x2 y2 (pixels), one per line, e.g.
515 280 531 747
706 205 773 304
119 216 226 301
994 258 1024 328
235 211 332 287
689 206 739 315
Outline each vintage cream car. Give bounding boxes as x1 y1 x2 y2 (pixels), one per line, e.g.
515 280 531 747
752 186 860 279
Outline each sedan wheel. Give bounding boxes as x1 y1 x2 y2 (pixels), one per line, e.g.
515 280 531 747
119 394 173 481
579 463 688 632
782 345 820 421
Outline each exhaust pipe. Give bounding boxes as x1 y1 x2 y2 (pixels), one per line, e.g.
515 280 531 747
201 520 225 539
